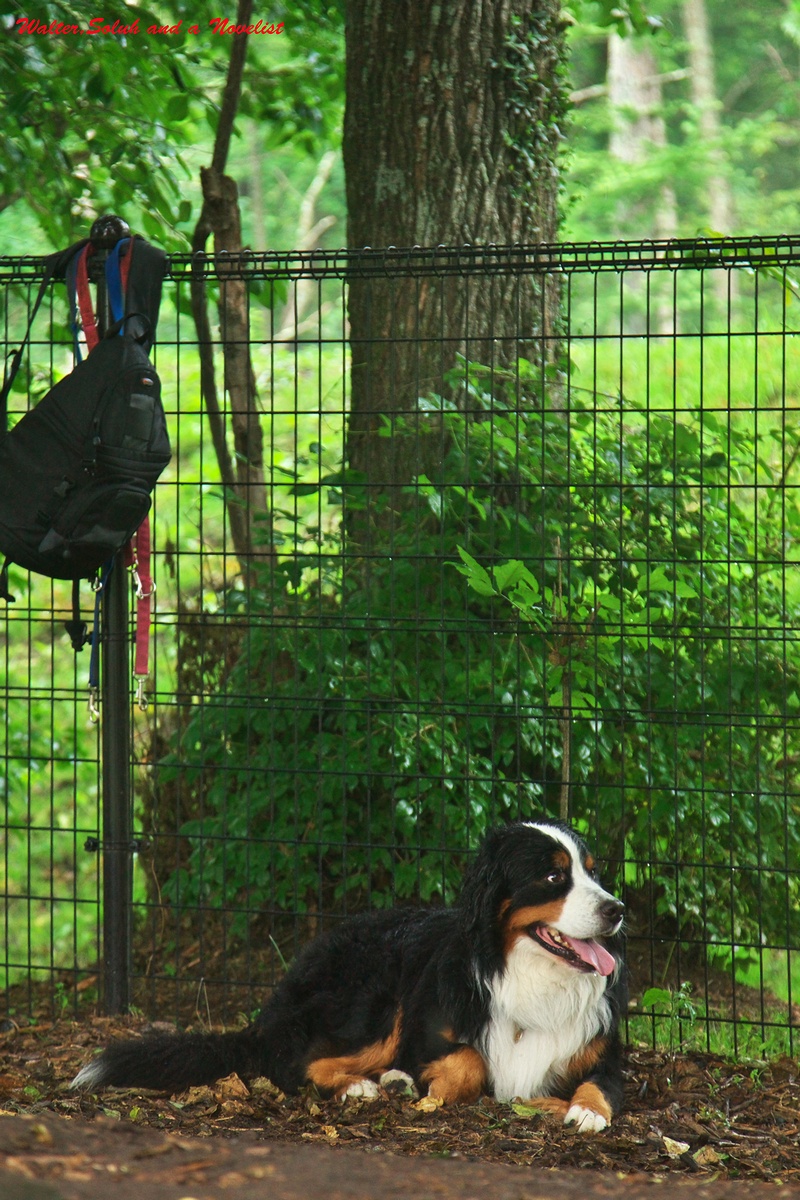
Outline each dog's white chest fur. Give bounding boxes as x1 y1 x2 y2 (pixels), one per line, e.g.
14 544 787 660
481 940 612 1102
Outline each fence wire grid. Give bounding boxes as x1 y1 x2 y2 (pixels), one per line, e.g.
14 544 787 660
1 236 798 1059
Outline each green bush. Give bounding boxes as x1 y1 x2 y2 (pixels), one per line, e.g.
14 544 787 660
158 357 800 956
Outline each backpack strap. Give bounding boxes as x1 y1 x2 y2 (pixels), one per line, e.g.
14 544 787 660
67 239 135 359
105 238 132 329
121 237 166 352
0 559 14 603
0 238 89 433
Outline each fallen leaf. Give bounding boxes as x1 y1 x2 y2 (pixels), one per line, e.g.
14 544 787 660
663 1136 691 1158
693 1145 722 1167
413 1096 444 1113
216 1073 249 1099
511 1103 547 1118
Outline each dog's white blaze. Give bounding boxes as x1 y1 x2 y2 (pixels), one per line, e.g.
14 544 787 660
526 822 622 939
481 822 618 1103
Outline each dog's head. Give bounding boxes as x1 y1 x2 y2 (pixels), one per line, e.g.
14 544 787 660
461 820 624 977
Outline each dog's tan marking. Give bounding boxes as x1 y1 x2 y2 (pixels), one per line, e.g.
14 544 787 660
420 1047 487 1104
564 1035 607 1082
569 1081 612 1124
583 853 595 873
520 1095 570 1118
502 900 567 953
553 849 571 869
306 1014 401 1098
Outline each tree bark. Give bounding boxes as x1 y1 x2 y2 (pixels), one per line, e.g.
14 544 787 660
607 32 678 242
343 0 567 537
682 0 733 235
682 0 735 307
201 166 269 562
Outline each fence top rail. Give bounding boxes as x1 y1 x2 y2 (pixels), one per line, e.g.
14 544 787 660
2 235 800 285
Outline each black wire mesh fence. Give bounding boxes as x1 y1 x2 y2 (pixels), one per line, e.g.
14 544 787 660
1 237 798 1058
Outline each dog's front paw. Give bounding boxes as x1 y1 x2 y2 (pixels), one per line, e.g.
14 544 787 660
340 1078 380 1101
379 1069 418 1098
564 1103 609 1133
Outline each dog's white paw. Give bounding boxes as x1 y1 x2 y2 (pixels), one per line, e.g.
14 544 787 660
341 1078 380 1101
379 1069 418 1098
564 1103 609 1133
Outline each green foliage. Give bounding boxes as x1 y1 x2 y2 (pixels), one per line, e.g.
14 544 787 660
1 2 208 245
566 0 661 36
640 983 699 1053
0 2 345 249
160 354 800 956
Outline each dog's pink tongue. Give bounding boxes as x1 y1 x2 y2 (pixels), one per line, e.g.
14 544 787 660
565 936 616 976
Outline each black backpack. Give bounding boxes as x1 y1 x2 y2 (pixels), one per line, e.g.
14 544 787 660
0 235 171 602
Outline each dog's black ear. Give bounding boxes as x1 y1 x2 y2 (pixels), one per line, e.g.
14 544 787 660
456 826 513 968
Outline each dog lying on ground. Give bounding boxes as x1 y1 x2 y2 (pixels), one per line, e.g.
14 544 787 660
72 819 626 1131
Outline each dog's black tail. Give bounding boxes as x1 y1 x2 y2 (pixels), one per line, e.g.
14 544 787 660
71 1026 266 1094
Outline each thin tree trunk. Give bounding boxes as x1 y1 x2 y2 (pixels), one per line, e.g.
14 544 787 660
607 33 678 242
607 33 677 332
189 0 271 576
682 0 733 234
249 125 268 255
201 166 269 553
277 151 338 340
682 0 736 306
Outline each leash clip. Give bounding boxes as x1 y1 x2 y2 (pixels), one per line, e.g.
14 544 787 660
131 565 155 601
88 685 100 724
136 676 149 713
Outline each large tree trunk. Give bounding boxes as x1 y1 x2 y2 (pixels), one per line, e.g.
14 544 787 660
343 0 567 537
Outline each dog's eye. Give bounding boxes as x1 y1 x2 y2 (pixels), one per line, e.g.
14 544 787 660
546 868 566 885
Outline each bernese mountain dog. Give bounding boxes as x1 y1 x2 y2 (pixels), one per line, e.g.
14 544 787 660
72 819 626 1131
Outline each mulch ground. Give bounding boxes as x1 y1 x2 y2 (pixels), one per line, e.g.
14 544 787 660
0 1015 798 1199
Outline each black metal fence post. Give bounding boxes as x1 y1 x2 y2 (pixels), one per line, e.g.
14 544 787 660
89 214 133 1015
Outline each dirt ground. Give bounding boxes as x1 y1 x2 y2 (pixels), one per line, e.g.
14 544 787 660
0 1015 798 1200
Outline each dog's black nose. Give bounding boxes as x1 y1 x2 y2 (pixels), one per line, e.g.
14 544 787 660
601 899 625 927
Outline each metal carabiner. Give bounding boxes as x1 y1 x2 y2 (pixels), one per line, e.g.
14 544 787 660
131 566 155 602
88 686 100 724
136 677 148 713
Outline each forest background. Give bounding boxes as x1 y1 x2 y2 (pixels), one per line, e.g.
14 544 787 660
3 0 800 255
